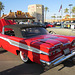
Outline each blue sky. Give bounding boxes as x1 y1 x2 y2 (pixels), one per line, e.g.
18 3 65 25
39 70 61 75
0 0 75 19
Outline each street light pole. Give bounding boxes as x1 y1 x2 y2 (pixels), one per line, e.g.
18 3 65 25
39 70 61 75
69 4 73 22
54 14 56 22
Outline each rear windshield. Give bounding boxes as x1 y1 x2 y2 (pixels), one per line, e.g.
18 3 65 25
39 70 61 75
21 27 48 38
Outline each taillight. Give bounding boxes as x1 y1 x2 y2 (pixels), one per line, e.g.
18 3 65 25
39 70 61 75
49 52 53 56
49 48 61 56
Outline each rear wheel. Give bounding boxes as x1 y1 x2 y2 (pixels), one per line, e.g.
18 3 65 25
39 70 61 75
20 51 29 63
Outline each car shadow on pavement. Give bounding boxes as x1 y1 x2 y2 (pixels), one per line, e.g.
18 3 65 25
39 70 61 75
0 50 7 54
0 62 44 75
0 59 75 75
58 59 75 71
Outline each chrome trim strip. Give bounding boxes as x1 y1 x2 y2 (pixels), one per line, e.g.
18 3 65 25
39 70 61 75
2 27 5 34
40 51 75 66
63 43 70 46
0 36 49 55
54 52 75 65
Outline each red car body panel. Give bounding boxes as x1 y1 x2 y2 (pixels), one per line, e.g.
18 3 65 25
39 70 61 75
0 19 16 32
46 24 55 28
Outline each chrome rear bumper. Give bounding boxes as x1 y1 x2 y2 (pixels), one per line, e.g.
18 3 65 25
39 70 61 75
40 51 75 67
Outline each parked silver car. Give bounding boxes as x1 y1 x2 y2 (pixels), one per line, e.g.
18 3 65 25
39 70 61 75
46 23 75 36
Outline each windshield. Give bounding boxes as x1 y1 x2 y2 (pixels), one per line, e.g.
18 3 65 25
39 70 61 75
21 27 48 38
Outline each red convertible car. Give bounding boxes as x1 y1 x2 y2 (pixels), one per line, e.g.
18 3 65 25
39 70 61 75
0 23 75 70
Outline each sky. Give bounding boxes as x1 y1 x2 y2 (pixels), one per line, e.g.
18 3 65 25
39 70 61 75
0 0 75 19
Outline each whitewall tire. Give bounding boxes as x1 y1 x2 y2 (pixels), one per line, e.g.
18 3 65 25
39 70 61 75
20 51 29 63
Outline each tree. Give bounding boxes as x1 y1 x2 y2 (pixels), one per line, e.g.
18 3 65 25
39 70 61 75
64 8 69 13
72 15 75 18
51 16 56 18
72 6 75 14
51 16 56 20
57 16 62 18
72 6 75 18
0 1 4 17
57 16 62 21
44 7 49 22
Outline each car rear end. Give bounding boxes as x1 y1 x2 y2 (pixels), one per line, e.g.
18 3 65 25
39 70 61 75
40 41 75 70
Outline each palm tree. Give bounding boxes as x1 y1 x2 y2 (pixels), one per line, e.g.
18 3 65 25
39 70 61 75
72 6 75 17
72 6 75 13
0 1 4 17
64 8 69 14
57 16 62 19
57 16 62 21
51 16 56 20
44 7 49 22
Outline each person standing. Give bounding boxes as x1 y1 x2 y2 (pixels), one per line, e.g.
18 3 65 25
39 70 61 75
28 20 30 24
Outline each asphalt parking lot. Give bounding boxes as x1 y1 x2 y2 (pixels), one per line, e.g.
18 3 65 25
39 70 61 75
0 48 75 75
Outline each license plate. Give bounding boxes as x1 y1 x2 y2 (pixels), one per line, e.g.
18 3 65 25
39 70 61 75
64 48 70 55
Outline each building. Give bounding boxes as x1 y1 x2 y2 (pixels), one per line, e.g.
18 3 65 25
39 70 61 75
62 14 75 22
45 14 75 23
28 4 44 23
0 10 35 21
